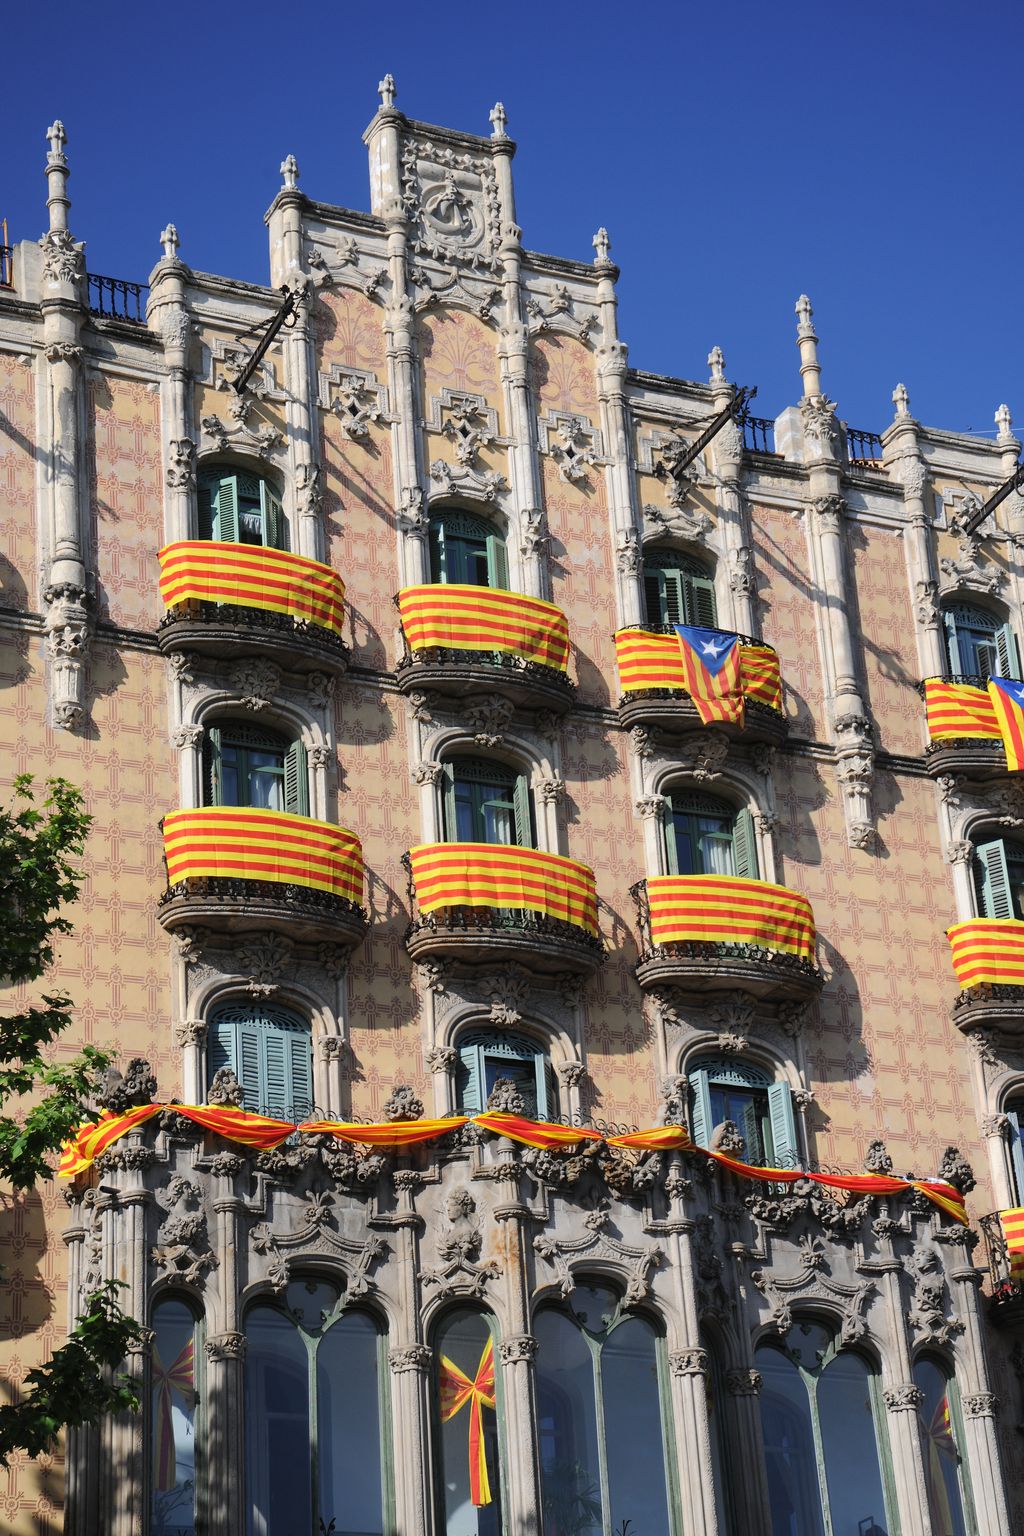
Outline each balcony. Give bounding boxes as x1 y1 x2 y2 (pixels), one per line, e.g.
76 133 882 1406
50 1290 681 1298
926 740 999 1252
157 542 350 676
631 874 822 1001
948 919 1024 1036
158 807 367 947
395 585 575 715
979 1211 1024 1326
614 627 788 744
919 677 1007 781
403 842 604 975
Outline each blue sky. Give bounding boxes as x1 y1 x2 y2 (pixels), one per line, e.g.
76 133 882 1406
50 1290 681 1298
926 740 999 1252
5 0 1020 436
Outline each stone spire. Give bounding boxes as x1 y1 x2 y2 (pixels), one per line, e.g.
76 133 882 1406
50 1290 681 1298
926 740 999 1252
378 73 397 109
892 382 911 419
280 154 299 191
795 293 822 399
44 119 70 234
489 102 508 141
708 346 727 386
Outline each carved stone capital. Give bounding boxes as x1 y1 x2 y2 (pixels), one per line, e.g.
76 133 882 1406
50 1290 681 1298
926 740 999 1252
317 1035 347 1063
306 672 336 709
44 340 84 365
725 1367 763 1396
635 794 668 821
981 1113 1010 1140
499 1335 539 1365
556 1061 587 1090
427 1045 458 1075
947 840 974 865
413 760 444 787
883 1384 924 1412
171 723 204 751
962 1391 999 1419
172 926 208 963
535 777 566 805
205 1331 246 1362
389 1344 432 1374
669 1347 709 1377
173 1018 206 1048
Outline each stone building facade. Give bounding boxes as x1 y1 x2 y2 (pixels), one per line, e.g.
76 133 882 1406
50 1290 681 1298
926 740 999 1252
1 81 1023 1535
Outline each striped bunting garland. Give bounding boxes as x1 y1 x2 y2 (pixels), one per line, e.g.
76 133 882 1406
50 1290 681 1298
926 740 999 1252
398 585 570 672
613 630 782 711
987 678 1024 772
158 542 346 635
56 1103 968 1223
923 678 1001 742
163 808 364 903
999 1207 1024 1279
646 874 816 963
947 918 1024 989
408 842 599 936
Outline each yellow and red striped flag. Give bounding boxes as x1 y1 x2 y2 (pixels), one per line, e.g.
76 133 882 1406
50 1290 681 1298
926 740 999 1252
398 585 569 672
58 1105 163 1179
646 874 816 963
988 677 1024 771
923 679 1000 742
947 918 1024 988
162 808 364 903
613 630 782 712
673 625 744 726
408 842 599 936
1000 1207 1024 1280
439 1337 496 1506
158 542 345 634
741 644 783 712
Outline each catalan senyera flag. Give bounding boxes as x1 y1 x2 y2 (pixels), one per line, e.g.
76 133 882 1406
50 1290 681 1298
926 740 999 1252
408 843 599 936
153 1336 195 1492
438 1337 496 1506
1000 1207 1024 1280
646 874 816 963
947 918 1024 988
162 808 364 903
922 679 1000 742
673 624 744 726
613 630 782 713
987 677 1024 771
58 1104 162 1178
158 542 346 635
398 584 569 672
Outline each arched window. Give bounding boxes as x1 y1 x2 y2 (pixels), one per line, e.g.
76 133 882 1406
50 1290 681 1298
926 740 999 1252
455 1028 556 1118
535 1280 679 1535
245 1278 387 1536
913 1356 973 1536
643 548 717 629
198 466 287 550
208 1002 313 1121
942 601 1018 680
1006 1093 1024 1201
688 1057 797 1167
442 757 532 848
665 790 757 878
429 507 508 589
972 836 1024 920
756 1321 896 1536
433 1309 504 1534
151 1296 202 1536
203 722 308 815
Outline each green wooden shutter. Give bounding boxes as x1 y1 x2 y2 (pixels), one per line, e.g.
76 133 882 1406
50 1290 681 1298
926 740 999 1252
690 572 718 628
237 1019 264 1113
441 761 458 841
688 1068 713 1150
643 571 663 628
263 1027 288 1119
977 840 1013 919
214 474 239 543
286 1027 314 1119
264 485 288 552
661 569 684 626
488 530 508 590
1007 1110 1024 1203
197 479 215 541
943 609 963 675
997 623 1021 680
731 807 759 879
456 1042 482 1114
283 741 309 818
767 1082 798 1167
206 1016 232 1090
512 774 533 849
204 725 222 807
429 519 446 583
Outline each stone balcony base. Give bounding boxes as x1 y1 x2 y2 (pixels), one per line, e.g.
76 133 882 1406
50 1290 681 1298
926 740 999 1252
158 878 367 948
396 649 575 716
405 910 604 977
617 691 788 745
636 944 822 1003
158 603 350 676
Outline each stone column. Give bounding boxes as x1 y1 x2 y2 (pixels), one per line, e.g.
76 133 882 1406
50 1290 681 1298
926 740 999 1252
38 120 92 731
943 1230 1012 1535
707 347 756 635
663 1165 721 1536
269 156 323 561
869 1218 931 1536
723 1365 772 1536
494 1152 543 1534
882 384 945 679
388 1170 434 1533
147 225 196 546
593 230 643 626
207 1158 247 1536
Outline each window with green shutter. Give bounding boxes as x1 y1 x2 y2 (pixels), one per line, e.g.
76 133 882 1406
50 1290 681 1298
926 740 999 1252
1006 1103 1024 1202
207 1003 313 1121
942 602 1019 680
665 790 757 879
973 837 1024 920
455 1028 555 1117
197 467 288 551
687 1057 797 1167
203 723 308 815
442 757 532 848
428 507 508 588
643 548 717 628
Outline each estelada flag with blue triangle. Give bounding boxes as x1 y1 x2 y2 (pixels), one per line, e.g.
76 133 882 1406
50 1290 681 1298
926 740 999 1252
986 677 1024 771
673 624 745 727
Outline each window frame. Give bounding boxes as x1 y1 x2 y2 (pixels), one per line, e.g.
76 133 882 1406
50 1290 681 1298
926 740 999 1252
430 1307 509 1536
428 506 509 589
942 601 1019 681
454 1028 556 1118
642 548 717 629
972 836 1024 921
688 1057 798 1167
197 466 288 551
207 1002 314 1122
912 1352 978 1536
203 723 308 817
664 789 757 879
441 757 533 849
150 1292 205 1536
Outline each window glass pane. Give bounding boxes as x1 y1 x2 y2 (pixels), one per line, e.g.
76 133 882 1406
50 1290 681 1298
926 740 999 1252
914 1358 968 1536
247 748 285 811
435 1310 502 1535
536 1308 602 1536
602 1317 672 1534
238 484 264 546
482 797 515 846
818 1350 889 1536
483 1056 538 1117
152 1300 198 1536
245 1304 311 1536
709 1085 770 1164
318 1313 385 1536
756 1343 826 1536
703 1332 734 1536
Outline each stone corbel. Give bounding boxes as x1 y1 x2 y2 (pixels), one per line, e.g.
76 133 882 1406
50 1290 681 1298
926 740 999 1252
833 711 876 850
641 502 713 545
44 580 92 731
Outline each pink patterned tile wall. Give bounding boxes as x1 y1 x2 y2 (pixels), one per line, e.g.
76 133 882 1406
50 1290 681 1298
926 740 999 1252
751 504 827 739
0 354 36 613
88 376 164 632
848 522 924 757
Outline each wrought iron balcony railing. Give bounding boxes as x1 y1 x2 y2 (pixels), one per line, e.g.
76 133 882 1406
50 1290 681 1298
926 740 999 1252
845 426 885 465
742 415 778 455
87 272 149 324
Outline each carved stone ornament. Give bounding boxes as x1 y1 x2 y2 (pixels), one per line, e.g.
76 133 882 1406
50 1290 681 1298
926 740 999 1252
97 1058 158 1113
947 840 974 865
669 1348 709 1378
940 508 1004 596
383 1085 425 1122
629 725 654 758
296 461 322 518
166 438 196 492
776 1000 812 1037
201 413 282 460
729 545 754 598
883 1385 924 1413
413 760 444 787
397 486 428 537
426 1045 458 1074
171 723 204 751
636 795 667 821
317 1035 346 1063
710 1120 746 1156
401 134 503 272
725 1367 762 1397
616 530 642 576
419 1184 501 1298
486 1076 526 1114
330 373 383 441
236 933 294 991
389 1344 432 1374
534 1211 663 1305
678 730 729 783
317 943 349 978
440 394 495 467
962 1392 999 1419
642 503 714 545
152 1175 217 1287
915 579 939 627
655 437 701 509
556 1061 587 1091
535 777 566 805
864 1140 894 1176
205 1331 246 1363
981 1113 1010 1140
230 659 281 711
168 651 199 688
429 457 508 504
207 1066 245 1108
309 745 331 770
938 1145 976 1196
466 694 515 748
751 1247 875 1346
547 415 598 484
173 1018 206 1048
904 1246 963 1347
416 959 450 995
812 493 846 534
499 1335 539 1365
800 394 839 449
521 507 548 561
44 582 92 731
172 926 208 963
306 671 336 709
39 227 84 284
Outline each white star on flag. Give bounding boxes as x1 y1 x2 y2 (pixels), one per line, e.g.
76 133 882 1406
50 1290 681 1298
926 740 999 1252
701 637 728 659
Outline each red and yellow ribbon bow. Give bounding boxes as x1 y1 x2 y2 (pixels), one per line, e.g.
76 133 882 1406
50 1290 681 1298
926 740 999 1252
153 1336 195 1491
438 1336 496 1506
